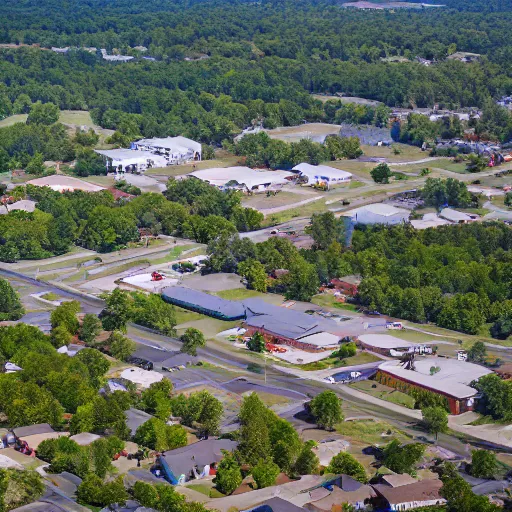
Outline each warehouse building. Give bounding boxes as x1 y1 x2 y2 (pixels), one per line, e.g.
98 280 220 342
133 136 202 163
188 166 294 193
343 203 410 225
377 357 493 415
292 163 352 189
161 286 247 321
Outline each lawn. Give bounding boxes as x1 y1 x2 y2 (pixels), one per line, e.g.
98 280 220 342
349 180 365 189
311 294 360 312
349 380 416 409
0 114 27 127
215 288 265 301
337 419 410 445
298 351 380 371
149 244 203 264
146 154 240 177
41 292 60 301
174 306 205 325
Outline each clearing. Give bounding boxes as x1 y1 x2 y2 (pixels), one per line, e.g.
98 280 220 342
349 380 416 409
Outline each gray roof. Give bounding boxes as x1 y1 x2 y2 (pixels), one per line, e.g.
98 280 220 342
161 438 237 477
13 423 55 438
11 503 67 512
243 299 340 340
160 351 199 368
162 286 246 320
247 497 307 512
126 408 154 436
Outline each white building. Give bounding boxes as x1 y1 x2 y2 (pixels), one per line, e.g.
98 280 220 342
439 208 478 224
188 166 294 193
344 203 410 225
95 148 168 173
292 163 352 189
132 136 202 164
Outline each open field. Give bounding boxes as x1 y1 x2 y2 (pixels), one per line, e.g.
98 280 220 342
337 419 411 446
0 114 27 127
242 190 321 210
349 380 416 409
215 288 268 301
297 351 381 371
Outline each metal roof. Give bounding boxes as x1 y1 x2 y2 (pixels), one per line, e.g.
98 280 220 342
292 163 352 181
188 167 294 189
13 423 55 438
126 408 154 436
135 136 201 153
379 357 492 399
439 208 474 222
162 286 246 320
347 203 410 217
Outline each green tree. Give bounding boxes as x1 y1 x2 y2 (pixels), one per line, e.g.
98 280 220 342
284 258 320 301
108 330 136 361
27 101 60 125
471 450 498 479
214 451 242 495
238 259 268 292
134 418 187 451
308 212 345 250
50 323 72 348
370 163 392 184
491 313 512 340
75 348 110 388
100 288 133 332
309 391 343 430
141 380 173 420
131 292 177 336
80 314 102 345
294 440 319 476
252 458 280 489
247 332 266 353
422 406 448 440
25 152 45 175
180 328 206 356
0 278 24 321
0 468 45 511
383 440 425 476
468 340 487 363
182 390 223 436
50 300 80 334
325 452 367 483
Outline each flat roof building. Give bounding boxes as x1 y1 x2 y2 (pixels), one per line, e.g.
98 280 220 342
378 357 493 414
439 208 478 224
358 334 435 357
292 163 352 189
161 286 247 320
26 175 105 193
188 167 294 193
343 203 410 226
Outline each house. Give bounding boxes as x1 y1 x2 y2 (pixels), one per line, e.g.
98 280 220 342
69 433 101 446
158 438 237 483
343 204 410 225
96 149 168 173
377 357 493 415
305 475 375 511
246 497 308 512
159 351 199 371
329 275 361 297
372 478 445 511
439 208 478 224
120 367 164 389
188 167 294 193
0 199 37 215
126 408 155 437
292 163 352 189
132 136 201 164
161 286 247 321
411 212 451 230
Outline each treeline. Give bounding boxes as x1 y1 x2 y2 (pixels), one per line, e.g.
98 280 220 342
205 208 512 337
0 181 263 261
232 132 362 169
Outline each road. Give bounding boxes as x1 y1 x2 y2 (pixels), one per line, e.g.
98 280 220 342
4 268 512 457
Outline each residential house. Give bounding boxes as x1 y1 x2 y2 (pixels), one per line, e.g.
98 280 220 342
133 136 202 164
372 478 445 511
292 163 352 189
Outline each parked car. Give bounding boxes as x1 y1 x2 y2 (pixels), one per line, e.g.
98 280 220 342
126 357 153 371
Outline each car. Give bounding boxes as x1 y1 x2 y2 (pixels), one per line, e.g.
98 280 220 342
126 357 154 371
416 435 435 444
364 310 381 316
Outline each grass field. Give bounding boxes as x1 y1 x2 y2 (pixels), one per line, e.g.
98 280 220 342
146 154 240 178
0 114 27 127
298 351 380 371
215 288 265 301
311 294 360 312
337 419 410 445
350 380 416 409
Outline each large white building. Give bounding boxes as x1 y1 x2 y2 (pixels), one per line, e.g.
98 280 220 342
344 203 410 225
188 166 294 193
96 148 168 173
292 163 352 189
132 136 202 164
95 136 201 173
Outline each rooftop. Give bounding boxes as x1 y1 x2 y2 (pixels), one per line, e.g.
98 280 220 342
13 423 54 438
161 438 237 478
381 473 417 488
359 334 428 350
26 175 104 193
291 163 352 180
120 367 164 388
346 203 410 217
188 167 294 189
126 408 154 436
69 432 101 446
439 208 476 223
305 484 375 511
373 478 445 506
96 148 162 162
248 497 307 512
379 357 493 399
162 286 247 320
0 199 36 215
135 136 201 152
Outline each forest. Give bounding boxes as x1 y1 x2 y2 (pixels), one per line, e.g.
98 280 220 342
1 0 512 145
